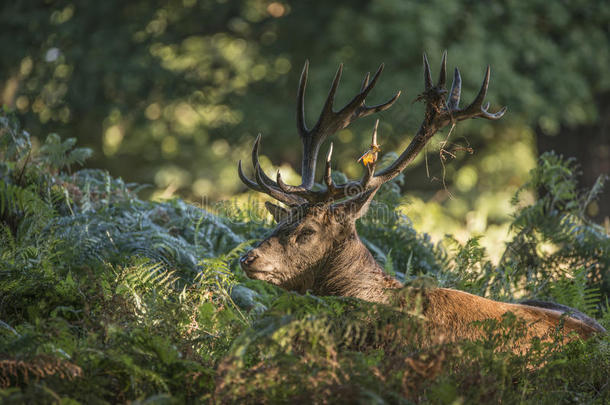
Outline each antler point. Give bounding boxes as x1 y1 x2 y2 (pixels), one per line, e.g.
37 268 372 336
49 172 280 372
423 52 432 89
372 119 379 146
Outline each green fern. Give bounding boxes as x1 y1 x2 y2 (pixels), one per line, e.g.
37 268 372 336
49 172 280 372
197 241 254 323
548 267 602 314
501 152 609 301
38 133 92 173
0 180 53 219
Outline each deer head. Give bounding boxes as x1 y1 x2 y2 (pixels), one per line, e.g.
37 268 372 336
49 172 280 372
238 52 506 303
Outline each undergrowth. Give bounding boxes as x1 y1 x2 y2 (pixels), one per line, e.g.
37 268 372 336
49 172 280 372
0 113 609 403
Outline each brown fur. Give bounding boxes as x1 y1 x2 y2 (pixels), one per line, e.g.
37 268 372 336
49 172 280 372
241 209 605 346
392 287 602 346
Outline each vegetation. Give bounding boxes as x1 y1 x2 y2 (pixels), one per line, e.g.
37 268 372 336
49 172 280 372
1 115 608 403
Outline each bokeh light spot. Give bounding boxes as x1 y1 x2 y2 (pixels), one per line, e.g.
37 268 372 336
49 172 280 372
103 125 124 156
211 139 229 156
16 96 29 111
274 57 291 74
145 103 162 120
455 165 478 192
267 2 285 17
251 64 267 80
192 178 212 196
20 57 33 76
338 129 353 143
161 136 178 157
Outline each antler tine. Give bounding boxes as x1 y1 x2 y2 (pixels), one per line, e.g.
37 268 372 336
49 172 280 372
346 65 402 120
238 134 308 205
274 169 328 202
454 65 506 121
447 67 462 110
462 65 490 115
321 64 344 116
371 118 379 146
323 143 335 189
360 72 370 91
329 119 379 197
361 120 379 185
252 134 280 187
355 90 402 118
239 134 279 192
437 50 447 88
276 171 301 193
238 160 262 192
338 63 385 119
297 62 349 190
361 63 384 97
254 163 305 205
480 104 507 120
297 60 310 137
423 53 433 90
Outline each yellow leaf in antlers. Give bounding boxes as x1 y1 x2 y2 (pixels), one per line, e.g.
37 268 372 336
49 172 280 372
358 145 381 166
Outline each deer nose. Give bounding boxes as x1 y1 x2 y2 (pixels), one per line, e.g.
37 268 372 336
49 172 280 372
240 251 258 268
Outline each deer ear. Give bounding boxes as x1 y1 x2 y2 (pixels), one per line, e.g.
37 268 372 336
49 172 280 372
265 201 290 222
331 187 379 221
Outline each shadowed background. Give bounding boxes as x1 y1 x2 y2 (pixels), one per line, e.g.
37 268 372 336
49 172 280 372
1 0 608 254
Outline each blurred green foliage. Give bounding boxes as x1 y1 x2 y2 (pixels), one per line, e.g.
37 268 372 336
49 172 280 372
1 114 609 403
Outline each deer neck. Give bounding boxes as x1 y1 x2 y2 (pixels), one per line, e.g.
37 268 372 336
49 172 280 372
312 229 402 304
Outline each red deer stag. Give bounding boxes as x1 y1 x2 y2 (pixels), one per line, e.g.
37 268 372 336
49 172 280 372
238 52 605 344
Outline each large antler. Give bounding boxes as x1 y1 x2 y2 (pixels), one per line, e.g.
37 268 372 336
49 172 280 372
301 51 506 203
369 52 506 188
238 52 506 207
238 61 400 206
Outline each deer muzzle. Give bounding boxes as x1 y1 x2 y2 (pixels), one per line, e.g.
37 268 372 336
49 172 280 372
240 250 258 269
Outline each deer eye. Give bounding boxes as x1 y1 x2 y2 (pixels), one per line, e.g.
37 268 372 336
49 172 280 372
295 228 316 244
